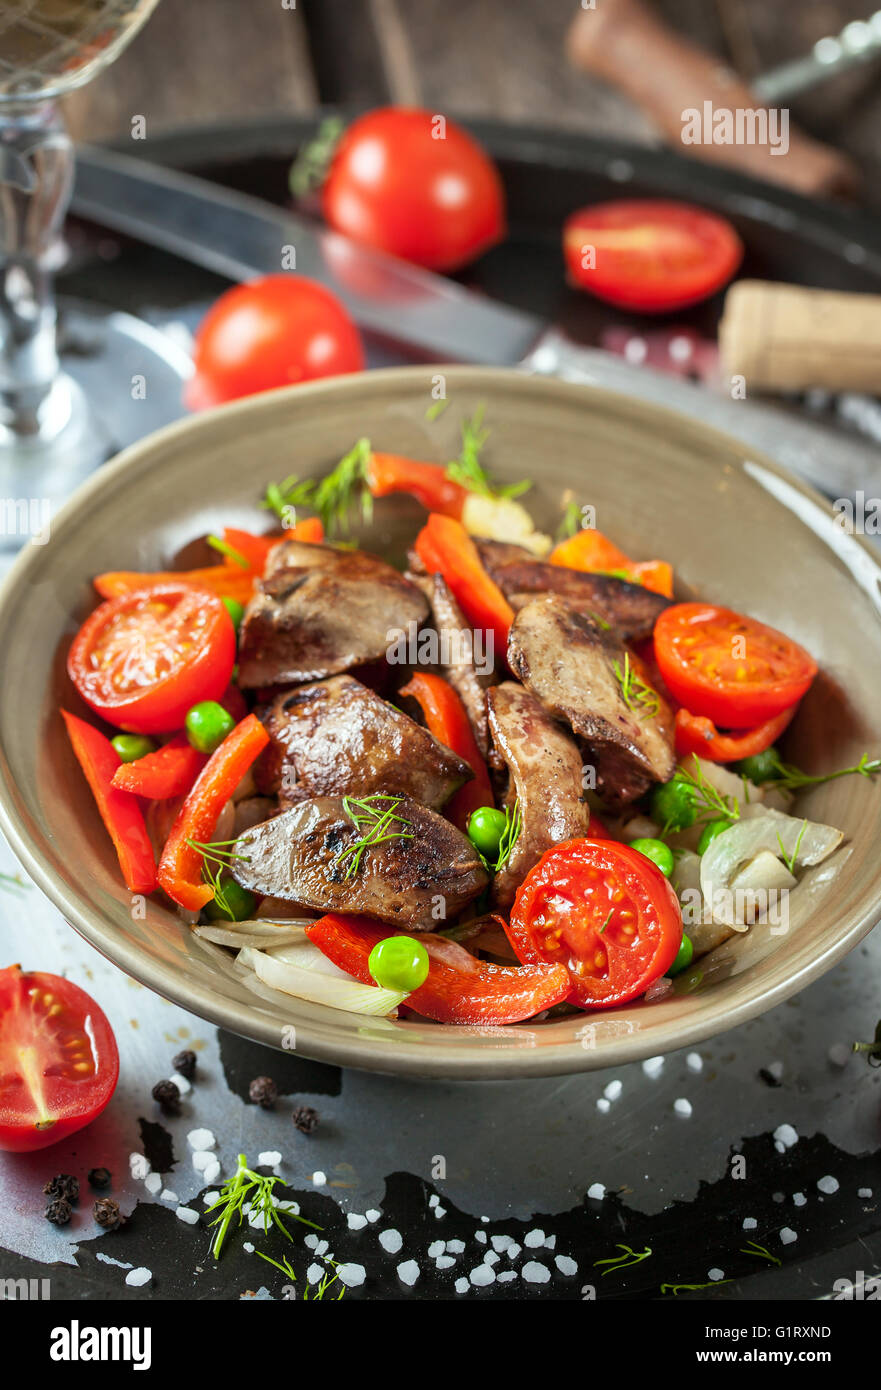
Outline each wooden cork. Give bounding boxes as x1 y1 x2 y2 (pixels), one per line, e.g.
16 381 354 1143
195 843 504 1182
718 280 881 393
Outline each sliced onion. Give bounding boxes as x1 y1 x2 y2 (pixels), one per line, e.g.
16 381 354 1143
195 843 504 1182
461 493 551 556
194 920 310 950
728 850 797 927
700 810 842 926
237 946 406 1016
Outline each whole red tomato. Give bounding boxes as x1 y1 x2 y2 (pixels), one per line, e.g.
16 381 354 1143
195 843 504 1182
186 274 365 409
321 107 506 272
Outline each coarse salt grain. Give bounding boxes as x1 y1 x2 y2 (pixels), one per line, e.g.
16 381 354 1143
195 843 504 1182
379 1229 403 1254
436 1255 455 1269
160 1190 178 1204
475 1229 487 1244
397 1260 420 1286
766 1061 784 1082
337 1263 366 1288
604 1079 622 1101
428 1195 439 1208
312 1171 327 1186
348 1213 368 1231
773 1124 798 1150
203 1159 221 1185
743 1217 757 1230
125 1268 152 1287
434 1206 447 1219
203 1191 220 1207
858 1188 873 1199
793 1192 807 1206
556 1255 578 1276
587 1183 605 1201
596 1098 611 1114
709 1268 725 1281
243 1242 254 1253
187 1128 215 1151
827 1043 850 1068
365 1209 381 1223
507 1243 521 1261
470 1265 495 1286
144 1172 162 1195
446 1239 465 1254
522 1261 551 1284
192 1150 215 1173
258 1151 282 1167
817 1175 839 1195
492 1235 512 1252
484 1250 500 1266
642 1056 664 1078
686 1052 703 1073
307 1262 324 1284
673 1098 693 1117
544 1235 556 1250
428 1240 445 1257
454 1277 469 1294
524 1229 545 1248
780 1228 797 1245
497 1270 517 1283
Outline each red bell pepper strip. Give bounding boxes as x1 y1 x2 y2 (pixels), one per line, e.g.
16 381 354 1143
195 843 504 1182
366 452 467 518
94 567 256 606
157 713 269 911
221 519 325 573
550 529 674 599
414 513 514 661
674 704 797 763
61 710 156 894
306 914 570 1025
398 672 494 829
111 733 207 800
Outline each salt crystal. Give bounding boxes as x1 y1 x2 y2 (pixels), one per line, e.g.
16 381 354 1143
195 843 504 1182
475 1230 487 1244
428 1195 439 1208
247 1209 271 1231
743 1217 757 1230
315 1240 329 1257
596 1098 611 1114
555 1255 578 1276
642 1056 664 1078
397 1260 420 1286
827 1042 850 1068
202 1160 221 1186
470 1264 495 1286
187 1128 215 1151
793 1192 807 1206
277 1200 299 1214
436 1255 455 1269
773 1124 798 1150
544 1234 556 1250
348 1213 368 1231
365 1209 381 1223
766 1061 784 1082
379 1229 403 1254
524 1229 545 1248
587 1183 605 1201
673 1098 693 1117
454 1277 469 1294
306 1263 324 1284
170 1072 191 1095
817 1175 839 1195
144 1173 162 1195
446 1239 465 1254
337 1263 366 1288
858 1188 873 1199
258 1151 282 1168
129 1153 151 1181
160 1190 178 1204
780 1227 797 1245
507 1243 521 1260
522 1261 551 1284
492 1235 512 1252
312 1171 327 1186
192 1150 215 1172
484 1250 500 1266
708 1268 725 1281
686 1052 703 1073
428 1240 445 1257
125 1267 152 1287
497 1270 518 1283
604 1079 622 1101
480 1216 489 1223
243 1242 254 1253
202 1191 220 1207
434 1206 447 1219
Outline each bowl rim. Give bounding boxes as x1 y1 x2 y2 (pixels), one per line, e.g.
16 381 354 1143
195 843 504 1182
1 365 879 1079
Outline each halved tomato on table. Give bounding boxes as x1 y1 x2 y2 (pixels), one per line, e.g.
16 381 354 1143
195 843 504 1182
563 199 743 313
0 965 119 1152
654 603 817 729
68 583 236 734
508 839 682 1009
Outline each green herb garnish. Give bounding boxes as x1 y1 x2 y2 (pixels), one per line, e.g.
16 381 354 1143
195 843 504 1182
261 437 373 537
677 763 741 829
740 1239 781 1266
493 799 522 872
207 534 249 569
206 1153 320 1260
757 751 881 793
556 500 583 540
613 652 660 720
0 870 29 893
304 1261 346 1300
336 794 414 879
185 837 249 918
425 397 450 422
444 407 531 500
660 1279 733 1295
593 1243 652 1277
777 818 807 875
598 908 614 935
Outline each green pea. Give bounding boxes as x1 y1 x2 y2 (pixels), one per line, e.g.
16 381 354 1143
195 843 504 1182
735 748 780 784
185 700 235 754
222 597 245 632
204 879 257 922
629 837 674 878
368 936 430 993
650 775 698 832
111 734 156 763
697 818 731 855
667 933 694 977
467 806 507 859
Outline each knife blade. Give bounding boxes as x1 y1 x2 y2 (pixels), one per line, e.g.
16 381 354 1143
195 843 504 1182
72 144 880 500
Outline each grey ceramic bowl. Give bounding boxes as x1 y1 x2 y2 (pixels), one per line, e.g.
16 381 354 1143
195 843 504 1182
0 367 879 1078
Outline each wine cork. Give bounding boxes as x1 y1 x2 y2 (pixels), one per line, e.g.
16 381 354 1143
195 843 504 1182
718 280 881 394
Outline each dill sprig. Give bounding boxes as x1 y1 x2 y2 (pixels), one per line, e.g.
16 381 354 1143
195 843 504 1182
425 397 450 422
740 1239 781 1267
757 750 880 793
186 837 249 918
206 1153 321 1260
660 1279 733 1295
777 818 807 875
613 652 660 720
444 407 531 500
0 870 29 893
674 763 741 830
336 794 414 879
494 799 522 872
556 500 583 540
261 437 373 537
207 534 249 569
593 1243 652 1277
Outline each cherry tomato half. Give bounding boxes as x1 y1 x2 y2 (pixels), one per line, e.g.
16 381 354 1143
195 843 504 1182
563 199 743 313
321 107 506 272
654 603 817 729
0 965 119 1152
68 583 236 735
186 274 365 410
508 838 682 1009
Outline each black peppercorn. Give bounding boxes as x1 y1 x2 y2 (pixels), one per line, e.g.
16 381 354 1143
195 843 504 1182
248 1075 278 1109
172 1048 197 1080
291 1105 318 1135
45 1197 72 1226
44 1174 79 1203
151 1079 181 1114
88 1167 112 1190
93 1198 122 1230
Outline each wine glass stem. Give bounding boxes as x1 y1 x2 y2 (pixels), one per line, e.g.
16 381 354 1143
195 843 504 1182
0 101 72 440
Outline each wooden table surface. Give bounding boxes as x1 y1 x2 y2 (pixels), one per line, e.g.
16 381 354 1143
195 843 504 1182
64 0 880 202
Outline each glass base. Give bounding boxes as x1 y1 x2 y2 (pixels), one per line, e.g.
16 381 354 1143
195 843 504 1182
0 297 192 551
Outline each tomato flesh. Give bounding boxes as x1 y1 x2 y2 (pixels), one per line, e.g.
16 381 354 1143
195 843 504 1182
654 602 817 729
564 199 743 313
0 966 119 1152
68 583 236 734
508 839 682 1009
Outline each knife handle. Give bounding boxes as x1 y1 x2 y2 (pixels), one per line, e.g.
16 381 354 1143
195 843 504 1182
566 0 858 198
